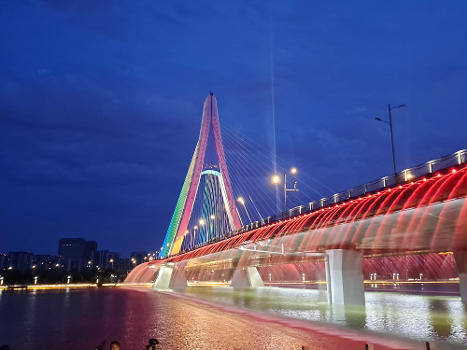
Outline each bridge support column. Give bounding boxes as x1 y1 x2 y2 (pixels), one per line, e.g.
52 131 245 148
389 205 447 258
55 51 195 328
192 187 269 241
325 249 365 305
153 263 187 291
454 251 466 305
231 267 264 289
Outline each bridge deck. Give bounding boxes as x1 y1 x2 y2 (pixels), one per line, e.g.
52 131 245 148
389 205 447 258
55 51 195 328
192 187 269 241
165 164 466 264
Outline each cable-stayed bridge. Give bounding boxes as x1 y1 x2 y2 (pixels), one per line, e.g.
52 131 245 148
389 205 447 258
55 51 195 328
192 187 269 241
126 94 467 307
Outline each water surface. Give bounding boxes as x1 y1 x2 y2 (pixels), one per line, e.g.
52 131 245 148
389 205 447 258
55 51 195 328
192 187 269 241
184 286 467 346
0 287 465 349
0 287 379 350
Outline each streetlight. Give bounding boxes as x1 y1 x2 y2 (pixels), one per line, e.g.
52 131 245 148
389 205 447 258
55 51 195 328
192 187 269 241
375 104 405 178
271 175 281 185
237 196 253 223
109 258 114 269
193 226 198 249
271 167 299 211
208 215 216 242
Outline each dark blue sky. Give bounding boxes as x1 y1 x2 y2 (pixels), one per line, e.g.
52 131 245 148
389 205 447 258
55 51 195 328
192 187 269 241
1 1 466 256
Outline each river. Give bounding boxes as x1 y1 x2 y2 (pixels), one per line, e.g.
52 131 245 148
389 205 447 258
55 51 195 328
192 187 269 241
0 286 465 349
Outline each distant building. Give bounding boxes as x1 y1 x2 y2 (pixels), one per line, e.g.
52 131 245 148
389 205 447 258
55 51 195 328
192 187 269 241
96 250 109 270
3 238 135 275
7 252 34 272
96 250 121 270
58 238 97 272
117 258 131 272
107 252 120 270
0 253 7 270
33 254 60 271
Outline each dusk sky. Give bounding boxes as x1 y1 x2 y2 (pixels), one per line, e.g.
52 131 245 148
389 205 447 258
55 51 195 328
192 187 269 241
1 1 466 256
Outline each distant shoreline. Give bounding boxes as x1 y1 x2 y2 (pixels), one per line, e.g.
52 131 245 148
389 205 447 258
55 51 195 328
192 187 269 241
0 282 152 291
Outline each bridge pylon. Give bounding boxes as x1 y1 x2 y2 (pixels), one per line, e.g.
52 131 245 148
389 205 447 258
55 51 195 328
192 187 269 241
159 94 241 258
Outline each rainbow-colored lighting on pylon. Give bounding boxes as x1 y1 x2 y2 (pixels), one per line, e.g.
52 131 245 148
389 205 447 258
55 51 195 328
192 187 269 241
159 94 241 258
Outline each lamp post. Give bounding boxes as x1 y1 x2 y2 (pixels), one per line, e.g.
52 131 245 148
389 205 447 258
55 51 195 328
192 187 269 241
184 230 189 251
272 167 299 211
199 219 206 243
193 225 198 249
237 196 253 223
375 104 405 178
209 214 215 241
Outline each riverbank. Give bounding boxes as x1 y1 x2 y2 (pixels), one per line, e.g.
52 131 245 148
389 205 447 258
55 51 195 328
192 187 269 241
0 282 152 291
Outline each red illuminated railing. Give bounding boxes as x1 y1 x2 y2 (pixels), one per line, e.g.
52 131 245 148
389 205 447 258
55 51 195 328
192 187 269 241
173 149 466 254
165 158 466 262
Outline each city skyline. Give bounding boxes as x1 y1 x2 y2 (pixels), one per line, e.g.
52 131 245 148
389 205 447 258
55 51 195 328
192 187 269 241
1 1 466 255
1 236 156 273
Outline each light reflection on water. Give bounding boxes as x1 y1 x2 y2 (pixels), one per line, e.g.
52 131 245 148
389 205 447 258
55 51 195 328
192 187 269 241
0 288 365 350
184 286 467 345
0 287 465 349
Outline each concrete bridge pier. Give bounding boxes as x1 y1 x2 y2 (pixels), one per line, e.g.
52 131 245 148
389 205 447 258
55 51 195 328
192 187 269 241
325 249 365 305
454 251 466 305
231 267 264 289
153 263 187 291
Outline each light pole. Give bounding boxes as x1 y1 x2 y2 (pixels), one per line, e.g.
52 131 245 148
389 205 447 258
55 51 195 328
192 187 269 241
199 219 206 243
237 196 253 223
184 230 189 251
375 104 405 178
235 207 244 227
193 225 198 249
272 167 299 211
209 214 215 241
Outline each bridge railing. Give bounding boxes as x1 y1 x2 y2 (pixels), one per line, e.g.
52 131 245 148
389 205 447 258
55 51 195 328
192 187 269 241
285 149 466 219
247 150 465 230
174 149 466 257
